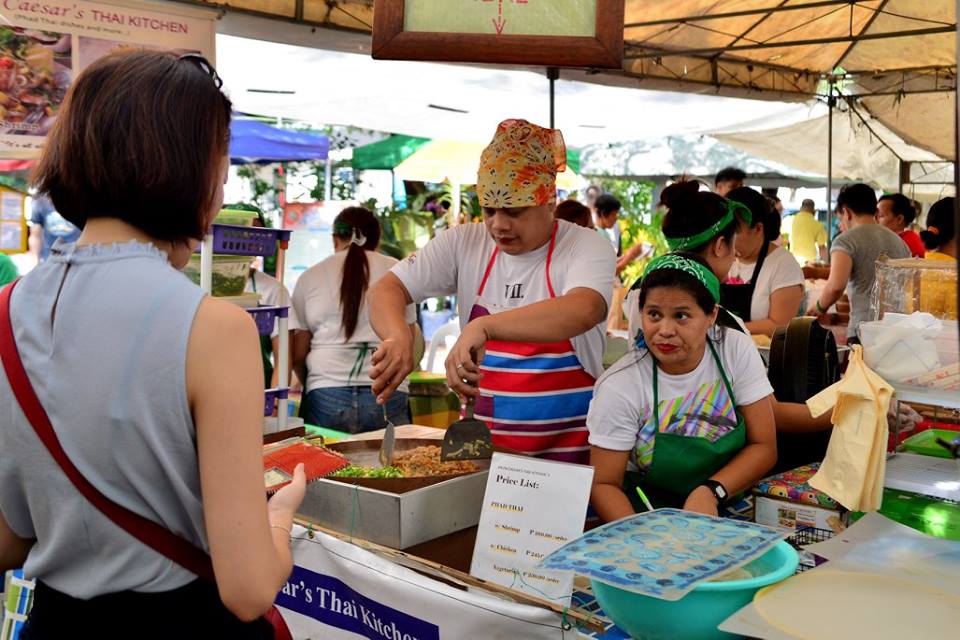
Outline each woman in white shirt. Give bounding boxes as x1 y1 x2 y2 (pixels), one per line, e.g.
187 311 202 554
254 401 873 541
292 207 414 432
724 187 804 337
589 253 776 520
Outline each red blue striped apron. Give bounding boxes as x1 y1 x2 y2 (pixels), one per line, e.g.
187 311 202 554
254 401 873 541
468 223 597 465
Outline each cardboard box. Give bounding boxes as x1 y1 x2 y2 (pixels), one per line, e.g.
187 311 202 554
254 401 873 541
753 463 846 531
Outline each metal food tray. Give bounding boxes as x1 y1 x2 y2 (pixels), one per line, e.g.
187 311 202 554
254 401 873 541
298 438 489 549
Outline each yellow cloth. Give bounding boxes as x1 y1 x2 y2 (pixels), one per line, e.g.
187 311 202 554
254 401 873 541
924 251 957 262
806 345 892 512
477 119 566 208
785 211 827 262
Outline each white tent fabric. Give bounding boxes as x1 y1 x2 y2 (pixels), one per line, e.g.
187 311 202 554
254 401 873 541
215 35 809 148
713 109 955 201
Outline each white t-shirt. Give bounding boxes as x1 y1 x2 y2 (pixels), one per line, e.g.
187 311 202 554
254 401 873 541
727 246 805 322
587 328 772 472
292 250 416 391
392 220 615 379
245 270 302 337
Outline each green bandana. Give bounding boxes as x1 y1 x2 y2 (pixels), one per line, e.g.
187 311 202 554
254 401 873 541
665 199 753 251
642 253 721 303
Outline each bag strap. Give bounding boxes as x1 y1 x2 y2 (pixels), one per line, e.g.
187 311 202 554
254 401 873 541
0 280 215 582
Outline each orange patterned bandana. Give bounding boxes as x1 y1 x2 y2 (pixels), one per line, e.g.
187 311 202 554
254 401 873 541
477 119 566 209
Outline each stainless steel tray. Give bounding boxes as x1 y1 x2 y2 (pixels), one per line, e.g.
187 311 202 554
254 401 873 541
299 466 488 549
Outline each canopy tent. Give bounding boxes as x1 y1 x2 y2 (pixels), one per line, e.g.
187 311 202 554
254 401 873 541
229 117 330 164
619 1 956 163
579 132 832 189
351 134 430 170
190 1 955 160
713 106 954 202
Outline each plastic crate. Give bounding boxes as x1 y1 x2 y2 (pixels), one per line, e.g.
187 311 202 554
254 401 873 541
211 224 292 257
264 387 289 416
247 306 289 336
787 526 834 573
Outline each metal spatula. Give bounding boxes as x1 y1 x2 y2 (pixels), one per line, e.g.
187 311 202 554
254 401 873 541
378 404 395 467
440 394 493 462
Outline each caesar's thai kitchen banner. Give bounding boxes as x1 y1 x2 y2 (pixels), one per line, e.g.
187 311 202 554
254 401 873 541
278 526 567 640
0 0 216 158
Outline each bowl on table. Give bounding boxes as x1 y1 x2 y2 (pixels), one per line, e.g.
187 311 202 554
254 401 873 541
591 540 798 640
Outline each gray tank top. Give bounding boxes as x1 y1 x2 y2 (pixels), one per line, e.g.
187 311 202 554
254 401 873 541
0 240 207 597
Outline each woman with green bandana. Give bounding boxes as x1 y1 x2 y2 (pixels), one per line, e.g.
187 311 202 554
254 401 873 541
292 206 416 432
588 253 777 519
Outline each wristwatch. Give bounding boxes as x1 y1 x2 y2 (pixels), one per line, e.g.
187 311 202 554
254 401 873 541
700 480 729 507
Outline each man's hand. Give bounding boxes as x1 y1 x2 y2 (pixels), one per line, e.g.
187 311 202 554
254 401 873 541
369 336 414 404
444 319 489 400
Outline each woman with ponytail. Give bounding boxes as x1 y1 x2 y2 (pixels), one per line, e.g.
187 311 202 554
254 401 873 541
292 207 415 432
920 197 957 261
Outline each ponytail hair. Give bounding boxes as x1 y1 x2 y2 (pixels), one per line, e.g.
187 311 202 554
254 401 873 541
919 197 956 251
333 206 382 340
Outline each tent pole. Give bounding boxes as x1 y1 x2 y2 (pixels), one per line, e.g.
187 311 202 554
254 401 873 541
547 67 559 128
826 82 835 253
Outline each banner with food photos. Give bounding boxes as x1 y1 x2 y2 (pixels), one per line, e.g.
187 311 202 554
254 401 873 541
0 0 216 158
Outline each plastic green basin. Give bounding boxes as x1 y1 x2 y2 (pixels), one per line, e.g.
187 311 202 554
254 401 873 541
591 540 798 640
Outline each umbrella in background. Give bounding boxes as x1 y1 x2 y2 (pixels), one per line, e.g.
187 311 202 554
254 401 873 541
393 140 585 220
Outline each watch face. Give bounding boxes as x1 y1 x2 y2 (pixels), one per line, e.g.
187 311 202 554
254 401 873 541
716 486 728 499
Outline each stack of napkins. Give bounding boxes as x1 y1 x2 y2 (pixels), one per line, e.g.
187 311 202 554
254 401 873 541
807 345 892 511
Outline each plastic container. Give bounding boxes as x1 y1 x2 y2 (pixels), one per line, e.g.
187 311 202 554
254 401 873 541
591 541 798 640
901 429 959 459
264 387 289 416
247 305 289 336
215 208 257 227
859 316 959 390
211 224 292 257
182 255 252 297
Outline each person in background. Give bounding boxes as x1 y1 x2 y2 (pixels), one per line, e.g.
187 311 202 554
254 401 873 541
28 194 80 262
293 206 415 433
876 193 925 258
584 184 601 216
588 253 776 519
784 199 828 264
725 187 804 337
806 183 910 342
369 118 614 464
595 194 648 275
554 199 593 228
920 196 957 261
247 265 301 389
0 253 18 285
714 167 746 197
1 50 304 636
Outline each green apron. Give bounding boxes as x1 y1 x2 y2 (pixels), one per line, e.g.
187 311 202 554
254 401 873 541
626 341 746 508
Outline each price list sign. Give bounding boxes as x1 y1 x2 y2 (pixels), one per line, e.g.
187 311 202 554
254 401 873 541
470 453 593 606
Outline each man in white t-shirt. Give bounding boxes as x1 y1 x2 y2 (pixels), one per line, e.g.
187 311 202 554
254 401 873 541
369 119 615 464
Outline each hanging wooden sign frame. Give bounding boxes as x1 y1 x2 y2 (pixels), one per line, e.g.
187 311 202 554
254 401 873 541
372 0 624 69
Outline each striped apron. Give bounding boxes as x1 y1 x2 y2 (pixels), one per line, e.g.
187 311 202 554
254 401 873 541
468 223 597 465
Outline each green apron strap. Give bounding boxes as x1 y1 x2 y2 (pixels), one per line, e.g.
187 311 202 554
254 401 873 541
348 342 371 384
